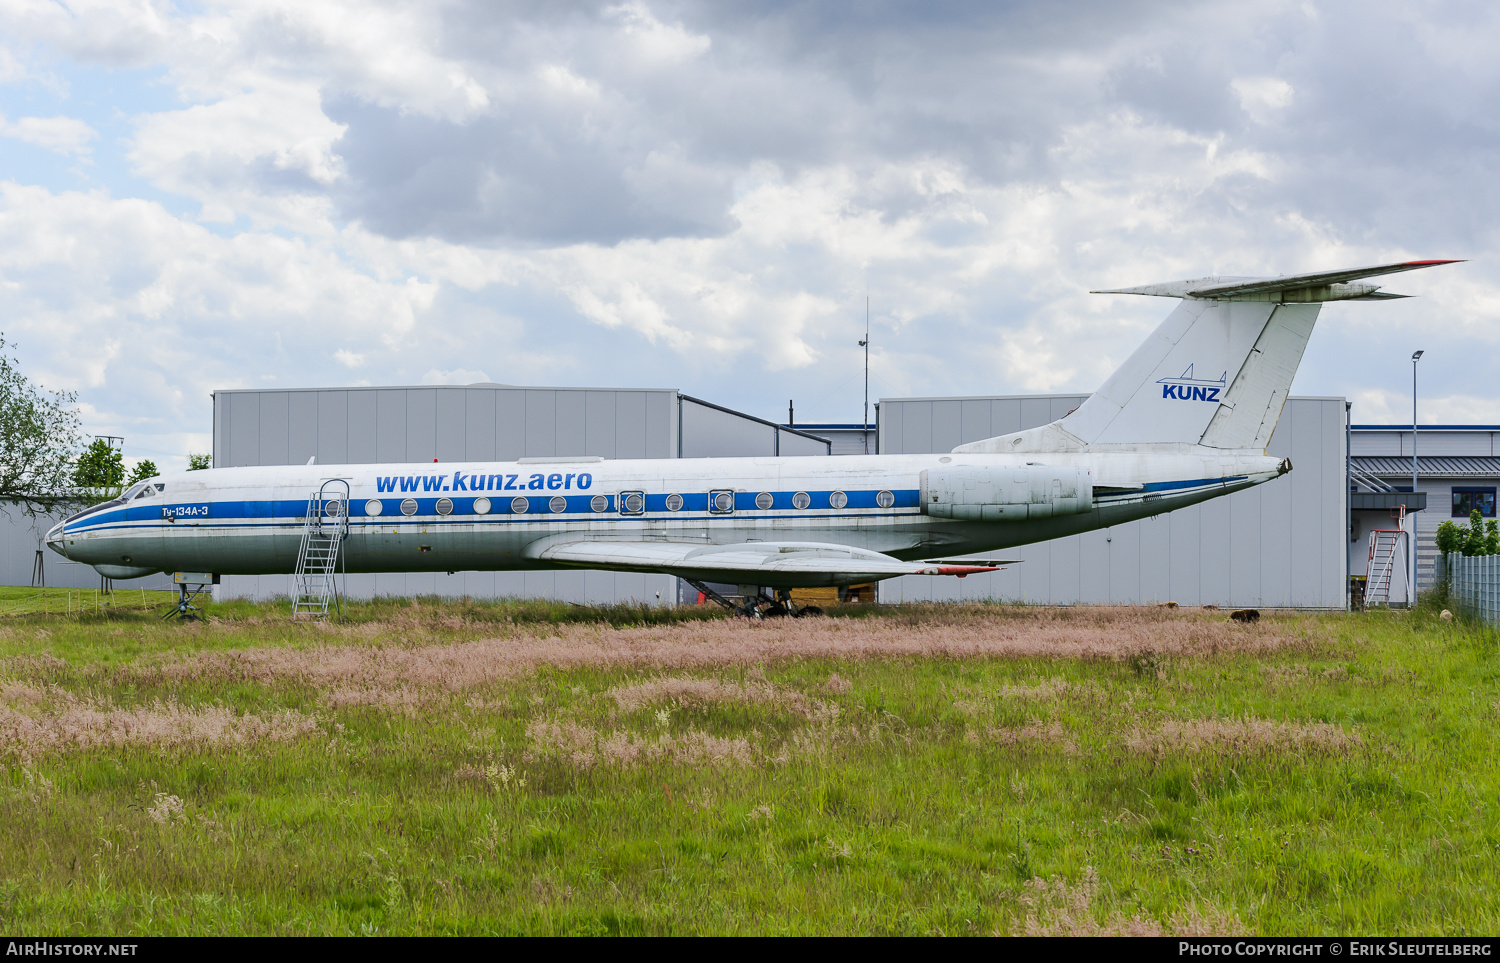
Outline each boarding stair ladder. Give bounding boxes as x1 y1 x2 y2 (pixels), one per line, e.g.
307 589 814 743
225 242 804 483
291 480 349 622
1363 527 1408 609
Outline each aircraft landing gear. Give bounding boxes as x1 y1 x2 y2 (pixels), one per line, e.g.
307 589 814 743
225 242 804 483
774 588 825 618
162 582 207 621
683 580 824 619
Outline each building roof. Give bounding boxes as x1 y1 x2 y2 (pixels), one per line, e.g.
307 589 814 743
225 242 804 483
1351 491 1428 512
781 424 875 431
1351 456 1500 477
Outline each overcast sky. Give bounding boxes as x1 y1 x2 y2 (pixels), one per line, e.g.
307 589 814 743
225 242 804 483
0 0 1495 470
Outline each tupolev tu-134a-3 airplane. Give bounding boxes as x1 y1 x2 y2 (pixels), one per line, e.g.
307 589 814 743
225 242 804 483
47 259 1459 614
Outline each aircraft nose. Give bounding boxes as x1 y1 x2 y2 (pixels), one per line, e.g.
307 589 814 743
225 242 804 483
45 520 68 556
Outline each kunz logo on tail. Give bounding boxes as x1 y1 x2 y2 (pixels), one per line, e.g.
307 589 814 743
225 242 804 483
1157 364 1226 402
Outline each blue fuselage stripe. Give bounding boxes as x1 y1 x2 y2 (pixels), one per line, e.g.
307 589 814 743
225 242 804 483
63 489 924 534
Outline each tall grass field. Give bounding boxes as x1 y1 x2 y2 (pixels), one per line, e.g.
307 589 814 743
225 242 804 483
0 595 1494 935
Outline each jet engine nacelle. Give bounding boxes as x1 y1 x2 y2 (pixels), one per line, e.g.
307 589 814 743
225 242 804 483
921 465 1094 521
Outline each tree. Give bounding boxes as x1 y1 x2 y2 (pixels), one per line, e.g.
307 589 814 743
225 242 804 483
73 438 125 504
1436 510 1500 558
126 459 159 485
188 453 211 471
1437 519 1461 557
0 335 83 514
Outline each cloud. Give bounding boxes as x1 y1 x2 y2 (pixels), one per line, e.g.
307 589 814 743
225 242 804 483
0 182 440 468
0 47 26 85
0 0 1495 443
1231 76 1294 122
128 81 347 228
422 368 491 385
0 114 96 154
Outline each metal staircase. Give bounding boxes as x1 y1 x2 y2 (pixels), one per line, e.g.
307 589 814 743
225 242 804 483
1363 528 1408 609
292 480 349 621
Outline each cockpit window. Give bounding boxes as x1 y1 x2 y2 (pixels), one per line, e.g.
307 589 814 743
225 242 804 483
122 483 150 501
154 483 165 492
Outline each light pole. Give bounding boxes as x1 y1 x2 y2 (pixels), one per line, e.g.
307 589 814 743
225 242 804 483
1412 349 1423 604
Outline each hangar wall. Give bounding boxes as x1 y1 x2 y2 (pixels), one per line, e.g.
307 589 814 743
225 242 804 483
211 385 830 604
215 386 681 467
877 395 1348 608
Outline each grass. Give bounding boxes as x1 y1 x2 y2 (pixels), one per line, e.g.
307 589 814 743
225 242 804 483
0 585 179 618
0 596 1495 935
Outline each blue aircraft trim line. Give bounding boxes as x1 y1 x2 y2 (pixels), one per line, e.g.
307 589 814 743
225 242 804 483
65 510 930 536
59 488 927 534
1138 476 1245 492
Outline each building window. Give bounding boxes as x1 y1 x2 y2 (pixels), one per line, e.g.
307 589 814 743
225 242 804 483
1452 488 1497 518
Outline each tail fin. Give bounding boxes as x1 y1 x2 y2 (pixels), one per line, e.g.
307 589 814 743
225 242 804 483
956 259 1460 454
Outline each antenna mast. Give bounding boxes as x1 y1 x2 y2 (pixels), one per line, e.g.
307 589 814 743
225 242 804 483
859 295 870 454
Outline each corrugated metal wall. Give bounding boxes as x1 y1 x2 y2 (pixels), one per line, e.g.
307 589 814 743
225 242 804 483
215 386 680 467
878 395 1347 608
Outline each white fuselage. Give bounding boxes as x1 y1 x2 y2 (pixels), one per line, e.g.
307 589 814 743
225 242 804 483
47 449 1286 585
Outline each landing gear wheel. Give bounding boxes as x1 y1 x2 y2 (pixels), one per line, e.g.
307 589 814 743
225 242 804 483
760 602 790 618
794 605 825 618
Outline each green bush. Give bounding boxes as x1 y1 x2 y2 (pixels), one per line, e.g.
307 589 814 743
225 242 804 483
1436 509 1499 559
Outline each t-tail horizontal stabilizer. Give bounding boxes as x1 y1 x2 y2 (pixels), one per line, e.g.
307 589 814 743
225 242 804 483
956 258 1461 455
1090 258 1463 302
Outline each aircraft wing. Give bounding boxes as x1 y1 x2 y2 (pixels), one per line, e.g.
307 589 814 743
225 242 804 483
526 539 1010 587
1091 259 1462 300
